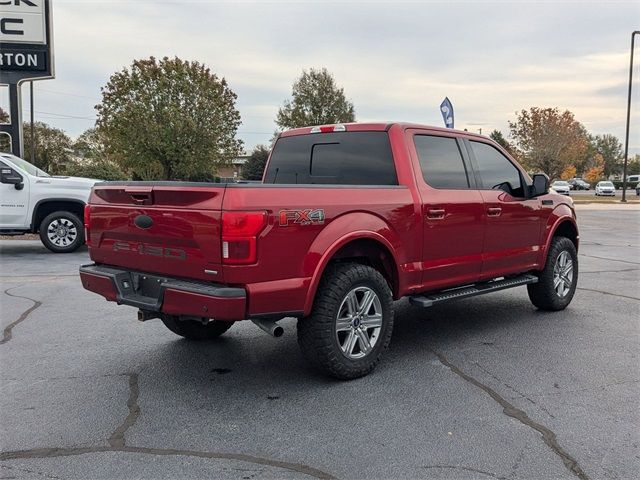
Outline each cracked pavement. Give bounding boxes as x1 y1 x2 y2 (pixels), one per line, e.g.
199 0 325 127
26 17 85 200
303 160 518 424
0 207 638 479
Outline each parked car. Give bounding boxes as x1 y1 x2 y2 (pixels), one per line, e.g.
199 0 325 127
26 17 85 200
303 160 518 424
80 122 579 379
551 180 571 195
568 178 590 190
595 181 616 196
0 153 100 252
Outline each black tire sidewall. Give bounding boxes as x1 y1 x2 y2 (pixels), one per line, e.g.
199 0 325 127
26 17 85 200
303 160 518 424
39 211 85 253
529 237 578 310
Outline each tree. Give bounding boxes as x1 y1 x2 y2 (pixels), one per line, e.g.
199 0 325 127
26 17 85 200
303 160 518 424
489 130 516 156
584 154 605 184
0 107 9 124
560 165 577 180
23 121 73 174
73 127 106 161
276 68 355 130
591 134 623 177
0 133 10 153
508 107 590 180
243 145 270 181
66 160 129 181
96 56 243 181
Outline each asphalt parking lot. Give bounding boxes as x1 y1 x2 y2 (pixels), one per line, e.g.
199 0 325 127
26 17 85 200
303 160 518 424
1 206 638 480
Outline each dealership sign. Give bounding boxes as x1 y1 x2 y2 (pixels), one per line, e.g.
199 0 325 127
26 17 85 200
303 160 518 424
0 0 55 157
0 0 54 80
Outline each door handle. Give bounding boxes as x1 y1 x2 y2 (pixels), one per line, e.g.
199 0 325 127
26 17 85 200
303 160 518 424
426 208 446 220
487 207 502 217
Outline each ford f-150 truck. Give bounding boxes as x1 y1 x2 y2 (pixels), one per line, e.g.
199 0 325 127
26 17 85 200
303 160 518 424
80 123 579 379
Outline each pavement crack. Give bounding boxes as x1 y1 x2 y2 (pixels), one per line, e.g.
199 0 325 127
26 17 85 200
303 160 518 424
431 349 590 480
422 464 507 479
578 254 640 265
0 446 336 479
108 373 141 448
473 362 556 419
580 268 640 274
576 287 640 302
1 286 43 345
0 464 61 480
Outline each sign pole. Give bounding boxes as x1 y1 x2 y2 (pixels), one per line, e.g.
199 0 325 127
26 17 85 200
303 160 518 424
621 30 639 204
30 80 34 163
3 84 23 158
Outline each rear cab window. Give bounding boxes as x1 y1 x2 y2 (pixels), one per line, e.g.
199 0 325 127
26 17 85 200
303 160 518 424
264 132 398 185
413 135 470 189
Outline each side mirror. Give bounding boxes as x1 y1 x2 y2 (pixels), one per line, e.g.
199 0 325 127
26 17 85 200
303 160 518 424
531 173 549 197
0 168 24 189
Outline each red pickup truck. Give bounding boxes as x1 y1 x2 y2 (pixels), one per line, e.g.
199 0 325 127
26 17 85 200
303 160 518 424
80 123 579 379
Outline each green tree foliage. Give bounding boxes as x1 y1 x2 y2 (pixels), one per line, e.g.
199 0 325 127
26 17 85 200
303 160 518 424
626 155 640 176
96 56 243 181
0 107 9 124
66 160 129 180
0 133 10 153
591 134 623 177
508 108 590 180
243 145 270 181
73 127 106 161
276 68 355 130
23 121 73 174
489 130 516 156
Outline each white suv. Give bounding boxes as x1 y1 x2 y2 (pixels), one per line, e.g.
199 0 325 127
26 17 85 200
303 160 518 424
0 153 99 253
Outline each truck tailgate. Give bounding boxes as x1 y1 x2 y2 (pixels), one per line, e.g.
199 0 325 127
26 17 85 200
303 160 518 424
87 183 225 282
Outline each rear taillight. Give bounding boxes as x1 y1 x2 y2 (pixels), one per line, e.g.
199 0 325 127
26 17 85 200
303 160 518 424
84 204 92 247
222 211 267 265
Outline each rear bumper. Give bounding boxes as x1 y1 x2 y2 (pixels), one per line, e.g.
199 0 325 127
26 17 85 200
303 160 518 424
79 264 246 321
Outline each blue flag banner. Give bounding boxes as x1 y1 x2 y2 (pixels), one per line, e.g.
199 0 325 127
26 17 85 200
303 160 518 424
440 97 454 129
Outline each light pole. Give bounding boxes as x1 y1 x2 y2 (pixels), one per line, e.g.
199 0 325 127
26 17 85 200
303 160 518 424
621 30 639 203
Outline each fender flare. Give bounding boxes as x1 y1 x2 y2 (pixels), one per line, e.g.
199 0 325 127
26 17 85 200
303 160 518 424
538 205 579 268
30 198 86 232
302 212 403 316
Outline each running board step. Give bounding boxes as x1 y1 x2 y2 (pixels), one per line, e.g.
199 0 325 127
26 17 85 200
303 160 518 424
409 274 538 308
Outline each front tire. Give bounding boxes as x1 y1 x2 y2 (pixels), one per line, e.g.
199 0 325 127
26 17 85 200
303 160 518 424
528 236 578 311
161 315 234 340
39 211 84 253
297 263 394 380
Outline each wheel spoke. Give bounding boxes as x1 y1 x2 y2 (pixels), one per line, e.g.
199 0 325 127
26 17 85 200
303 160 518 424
358 290 376 316
355 328 371 354
345 291 358 316
342 330 357 354
361 314 383 329
336 317 352 332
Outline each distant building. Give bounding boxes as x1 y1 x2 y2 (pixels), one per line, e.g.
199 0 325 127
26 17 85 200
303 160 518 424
217 155 249 182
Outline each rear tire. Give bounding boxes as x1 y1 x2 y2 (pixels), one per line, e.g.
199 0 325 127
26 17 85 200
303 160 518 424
297 263 394 380
39 211 84 253
161 315 234 340
528 236 578 311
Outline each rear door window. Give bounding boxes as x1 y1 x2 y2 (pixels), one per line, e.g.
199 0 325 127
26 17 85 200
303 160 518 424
264 132 397 185
414 135 470 189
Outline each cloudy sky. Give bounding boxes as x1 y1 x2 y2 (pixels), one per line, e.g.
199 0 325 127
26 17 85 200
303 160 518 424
9 0 640 153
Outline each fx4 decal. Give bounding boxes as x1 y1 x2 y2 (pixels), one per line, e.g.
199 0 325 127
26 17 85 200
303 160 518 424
279 209 325 227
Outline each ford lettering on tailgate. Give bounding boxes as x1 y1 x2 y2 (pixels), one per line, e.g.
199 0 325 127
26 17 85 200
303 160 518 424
113 242 186 260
